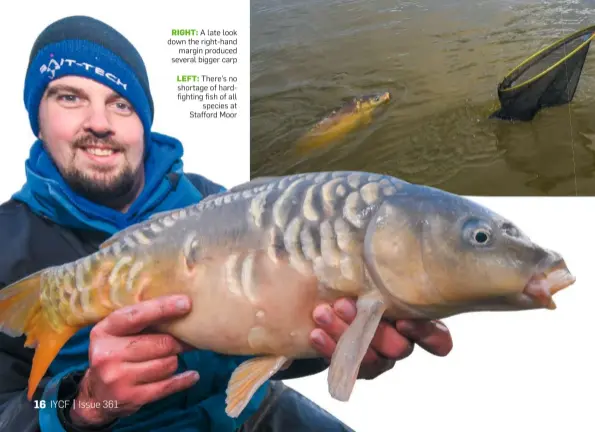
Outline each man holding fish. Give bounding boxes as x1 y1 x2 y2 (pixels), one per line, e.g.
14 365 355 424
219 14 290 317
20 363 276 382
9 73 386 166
0 15 453 432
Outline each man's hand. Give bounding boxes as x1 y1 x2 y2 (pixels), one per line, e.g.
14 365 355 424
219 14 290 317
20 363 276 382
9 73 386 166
69 295 199 427
310 298 453 379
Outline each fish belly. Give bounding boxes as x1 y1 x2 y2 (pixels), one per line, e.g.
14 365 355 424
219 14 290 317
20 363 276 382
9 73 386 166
155 249 344 358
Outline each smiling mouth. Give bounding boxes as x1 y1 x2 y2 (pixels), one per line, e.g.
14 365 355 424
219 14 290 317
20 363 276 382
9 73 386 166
78 146 122 157
522 260 576 310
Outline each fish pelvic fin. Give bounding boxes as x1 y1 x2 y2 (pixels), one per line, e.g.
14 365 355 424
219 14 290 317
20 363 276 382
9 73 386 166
328 291 387 402
0 271 80 400
225 355 290 418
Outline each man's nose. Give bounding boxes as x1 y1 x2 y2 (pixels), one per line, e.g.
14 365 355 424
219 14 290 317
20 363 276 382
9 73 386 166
83 105 113 136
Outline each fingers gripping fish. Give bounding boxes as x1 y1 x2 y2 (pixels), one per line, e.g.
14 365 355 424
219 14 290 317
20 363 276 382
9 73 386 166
0 171 576 418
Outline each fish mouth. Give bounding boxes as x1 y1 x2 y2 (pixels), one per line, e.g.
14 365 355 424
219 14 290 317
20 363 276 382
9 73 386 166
522 259 576 310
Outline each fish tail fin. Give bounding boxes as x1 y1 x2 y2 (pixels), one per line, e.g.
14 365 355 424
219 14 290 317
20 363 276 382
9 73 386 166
0 272 79 400
0 272 45 339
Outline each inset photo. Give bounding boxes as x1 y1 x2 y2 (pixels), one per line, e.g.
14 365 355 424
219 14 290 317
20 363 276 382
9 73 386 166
251 1 595 196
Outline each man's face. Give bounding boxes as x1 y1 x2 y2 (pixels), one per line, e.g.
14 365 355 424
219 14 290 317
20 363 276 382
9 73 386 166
38 75 145 210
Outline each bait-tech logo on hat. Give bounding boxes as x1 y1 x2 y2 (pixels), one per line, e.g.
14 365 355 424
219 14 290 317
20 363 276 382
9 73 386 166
39 54 128 91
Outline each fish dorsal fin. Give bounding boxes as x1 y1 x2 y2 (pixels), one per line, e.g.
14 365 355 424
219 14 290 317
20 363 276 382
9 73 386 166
228 176 279 193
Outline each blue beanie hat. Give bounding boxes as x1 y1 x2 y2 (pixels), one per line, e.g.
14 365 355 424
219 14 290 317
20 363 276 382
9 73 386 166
23 16 154 145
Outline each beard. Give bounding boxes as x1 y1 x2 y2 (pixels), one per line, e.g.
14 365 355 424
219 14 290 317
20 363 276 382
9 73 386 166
58 134 143 210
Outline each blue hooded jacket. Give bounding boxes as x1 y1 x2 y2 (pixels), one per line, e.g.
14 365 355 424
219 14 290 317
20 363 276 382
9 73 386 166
11 132 268 431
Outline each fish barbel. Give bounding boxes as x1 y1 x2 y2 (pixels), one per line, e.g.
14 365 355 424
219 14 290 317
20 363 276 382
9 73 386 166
0 171 575 418
295 91 391 152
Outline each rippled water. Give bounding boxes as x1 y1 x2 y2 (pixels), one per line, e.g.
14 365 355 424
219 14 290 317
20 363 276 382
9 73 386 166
251 0 595 196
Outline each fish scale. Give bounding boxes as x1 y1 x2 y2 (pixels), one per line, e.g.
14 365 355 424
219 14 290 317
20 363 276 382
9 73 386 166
44 208 188 328
239 172 404 294
0 170 576 420
154 172 399 304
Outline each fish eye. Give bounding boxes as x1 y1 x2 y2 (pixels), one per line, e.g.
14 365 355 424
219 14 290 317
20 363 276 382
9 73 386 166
462 218 493 247
472 229 490 245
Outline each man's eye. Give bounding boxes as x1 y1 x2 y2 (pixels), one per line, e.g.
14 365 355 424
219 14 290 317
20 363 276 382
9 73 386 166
58 94 78 102
114 102 132 112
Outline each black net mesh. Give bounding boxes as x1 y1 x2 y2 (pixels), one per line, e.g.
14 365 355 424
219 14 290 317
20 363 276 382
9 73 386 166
490 25 595 121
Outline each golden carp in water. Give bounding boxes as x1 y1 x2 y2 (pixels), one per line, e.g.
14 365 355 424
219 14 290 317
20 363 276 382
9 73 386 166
0 171 575 418
296 91 391 152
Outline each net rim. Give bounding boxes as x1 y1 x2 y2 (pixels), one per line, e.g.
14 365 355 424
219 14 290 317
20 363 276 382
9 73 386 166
498 24 595 93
